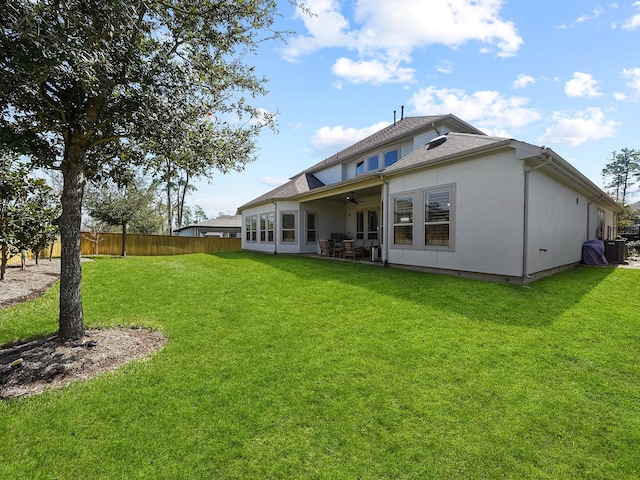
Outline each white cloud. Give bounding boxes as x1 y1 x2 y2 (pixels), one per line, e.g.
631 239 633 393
564 72 602 98
513 74 535 89
283 0 523 85
310 121 391 156
576 7 604 23
622 2 640 30
622 67 640 95
537 108 619 147
331 55 415 85
436 60 454 75
408 86 541 136
614 92 628 101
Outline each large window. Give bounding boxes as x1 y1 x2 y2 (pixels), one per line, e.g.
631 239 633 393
424 188 450 246
368 155 379 171
393 195 413 245
245 215 257 242
358 210 379 240
306 212 317 242
281 212 296 243
356 161 365 176
260 212 275 242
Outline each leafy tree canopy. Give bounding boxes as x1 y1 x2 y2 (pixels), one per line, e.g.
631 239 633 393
0 0 294 338
601 148 640 206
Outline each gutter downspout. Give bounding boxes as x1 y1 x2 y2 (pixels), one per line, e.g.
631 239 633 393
378 172 389 265
271 200 278 255
522 150 553 281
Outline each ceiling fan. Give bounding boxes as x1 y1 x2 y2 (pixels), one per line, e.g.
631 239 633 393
345 192 361 204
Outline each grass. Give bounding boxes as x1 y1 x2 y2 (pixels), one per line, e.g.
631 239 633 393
1 252 639 479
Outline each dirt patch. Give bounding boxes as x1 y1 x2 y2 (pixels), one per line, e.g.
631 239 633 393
0 328 167 400
1 259 167 400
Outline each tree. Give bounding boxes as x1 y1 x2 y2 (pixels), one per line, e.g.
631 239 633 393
1 0 287 339
0 154 58 280
601 148 640 206
86 175 162 257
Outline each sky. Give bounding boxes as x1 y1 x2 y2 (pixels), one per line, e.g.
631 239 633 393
190 0 640 217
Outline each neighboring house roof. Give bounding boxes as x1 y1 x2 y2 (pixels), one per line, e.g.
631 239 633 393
174 215 242 232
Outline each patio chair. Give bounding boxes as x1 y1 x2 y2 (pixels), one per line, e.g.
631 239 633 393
319 239 332 257
354 238 367 257
342 240 356 260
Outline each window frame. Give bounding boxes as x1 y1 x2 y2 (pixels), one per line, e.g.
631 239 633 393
305 211 318 244
245 215 257 243
260 212 275 243
281 211 297 244
423 185 454 250
392 194 414 246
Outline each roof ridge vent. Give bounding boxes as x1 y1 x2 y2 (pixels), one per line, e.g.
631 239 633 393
426 133 448 149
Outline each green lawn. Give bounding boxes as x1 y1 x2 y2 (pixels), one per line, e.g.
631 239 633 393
1 253 639 479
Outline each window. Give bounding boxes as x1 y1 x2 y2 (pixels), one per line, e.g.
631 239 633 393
393 195 413 245
368 210 379 239
260 213 275 242
368 155 379 171
281 212 296 243
356 212 365 239
357 209 379 240
306 212 317 242
424 188 450 246
384 150 398 167
245 215 257 242
356 161 365 176
597 209 605 240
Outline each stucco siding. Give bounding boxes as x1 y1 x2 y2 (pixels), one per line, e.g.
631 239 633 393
387 150 525 277
314 164 343 185
526 171 587 274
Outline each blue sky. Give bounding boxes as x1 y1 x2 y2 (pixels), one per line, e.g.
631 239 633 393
191 0 640 217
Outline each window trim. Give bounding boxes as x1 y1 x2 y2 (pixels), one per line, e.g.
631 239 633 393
423 185 455 251
305 211 318 244
281 211 297 244
389 183 456 251
245 215 257 243
260 212 275 243
392 194 414 246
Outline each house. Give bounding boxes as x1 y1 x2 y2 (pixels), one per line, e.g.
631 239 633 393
237 114 621 284
174 215 242 238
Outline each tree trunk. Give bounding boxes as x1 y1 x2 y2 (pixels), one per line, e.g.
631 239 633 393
58 145 87 340
121 223 127 257
0 243 6 281
166 178 173 236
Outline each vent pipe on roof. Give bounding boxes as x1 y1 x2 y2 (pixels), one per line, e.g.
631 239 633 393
401 105 404 120
393 110 396 126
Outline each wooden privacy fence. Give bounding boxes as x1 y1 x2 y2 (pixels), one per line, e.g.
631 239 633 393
80 232 241 256
7 233 240 264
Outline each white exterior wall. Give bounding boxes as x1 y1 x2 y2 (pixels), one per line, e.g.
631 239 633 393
386 151 526 277
526 171 588 275
314 164 343 185
299 200 347 254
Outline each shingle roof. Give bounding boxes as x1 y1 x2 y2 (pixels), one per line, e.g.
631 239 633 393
175 215 242 231
382 132 511 174
238 115 487 210
238 173 324 209
301 115 483 175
